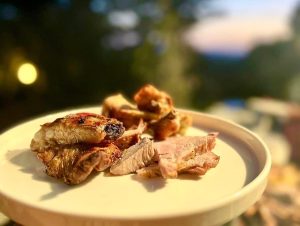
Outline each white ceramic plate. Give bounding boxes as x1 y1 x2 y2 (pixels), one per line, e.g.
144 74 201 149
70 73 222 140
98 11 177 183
0 107 271 226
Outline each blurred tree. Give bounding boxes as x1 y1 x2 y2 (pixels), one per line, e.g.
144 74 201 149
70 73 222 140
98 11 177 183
191 2 300 106
0 0 204 130
132 0 198 107
0 0 135 129
239 3 300 102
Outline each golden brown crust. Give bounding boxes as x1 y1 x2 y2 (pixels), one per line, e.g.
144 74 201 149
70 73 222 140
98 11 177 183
101 84 192 140
150 110 181 140
133 84 173 116
31 113 125 152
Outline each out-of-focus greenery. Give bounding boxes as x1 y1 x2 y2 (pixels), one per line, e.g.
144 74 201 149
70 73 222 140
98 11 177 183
244 8 300 103
0 0 300 131
0 0 203 130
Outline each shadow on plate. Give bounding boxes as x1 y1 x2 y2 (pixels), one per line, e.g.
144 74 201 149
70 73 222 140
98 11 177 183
130 173 202 192
130 174 167 192
6 149 208 196
177 174 202 181
5 149 99 201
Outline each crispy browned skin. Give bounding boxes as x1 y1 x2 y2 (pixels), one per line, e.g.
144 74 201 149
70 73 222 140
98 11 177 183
102 94 158 128
45 145 102 185
134 84 173 116
94 143 122 172
31 113 125 152
42 144 122 185
150 110 181 140
30 113 127 185
30 86 210 184
101 84 192 140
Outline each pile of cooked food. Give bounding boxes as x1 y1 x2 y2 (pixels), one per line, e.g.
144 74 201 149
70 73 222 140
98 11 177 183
30 84 220 185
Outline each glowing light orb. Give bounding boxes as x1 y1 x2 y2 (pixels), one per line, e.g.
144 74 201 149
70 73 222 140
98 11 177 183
17 63 38 85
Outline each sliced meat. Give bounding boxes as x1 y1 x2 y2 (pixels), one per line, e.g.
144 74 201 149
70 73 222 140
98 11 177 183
178 151 220 174
153 133 219 178
155 132 219 156
110 138 155 175
136 152 219 178
134 84 173 116
31 113 125 151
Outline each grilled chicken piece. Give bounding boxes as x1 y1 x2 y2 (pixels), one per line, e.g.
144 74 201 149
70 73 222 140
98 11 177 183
153 133 219 178
45 145 102 185
102 85 192 140
31 112 150 184
31 113 125 151
102 94 158 128
35 143 122 185
150 110 181 140
110 138 155 175
134 84 173 117
30 112 126 185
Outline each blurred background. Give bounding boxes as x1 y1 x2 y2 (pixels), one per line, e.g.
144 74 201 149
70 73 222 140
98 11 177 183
0 0 300 225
